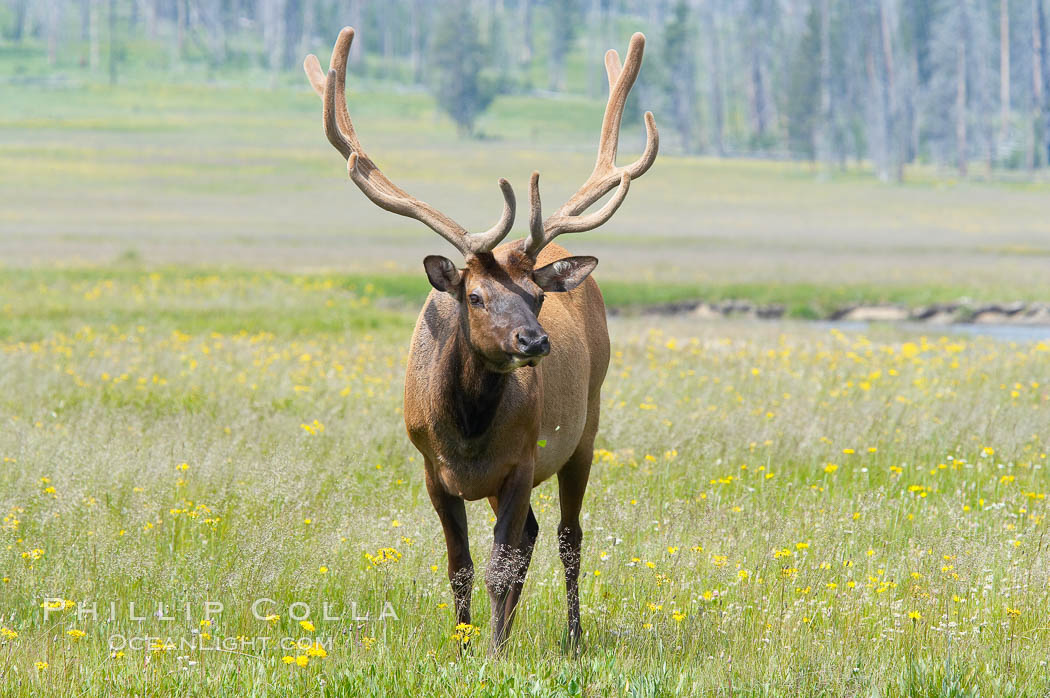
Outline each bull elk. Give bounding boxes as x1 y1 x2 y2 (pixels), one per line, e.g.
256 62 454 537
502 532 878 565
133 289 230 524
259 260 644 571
304 27 658 651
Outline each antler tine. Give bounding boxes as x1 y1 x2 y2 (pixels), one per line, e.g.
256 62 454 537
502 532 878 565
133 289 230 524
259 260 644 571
304 54 326 97
526 170 544 255
525 173 631 257
468 178 517 253
528 171 543 240
524 32 658 258
306 26 516 257
557 32 656 218
306 28 360 153
553 173 631 234
604 49 622 91
594 37 643 172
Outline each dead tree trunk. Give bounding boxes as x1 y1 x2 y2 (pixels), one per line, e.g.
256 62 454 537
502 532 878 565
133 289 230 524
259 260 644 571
1000 0 1011 155
47 0 62 66
90 0 100 71
815 0 832 174
10 0 28 42
410 0 425 83
707 5 726 156
521 0 533 65
108 0 117 84
176 0 186 60
956 38 968 176
80 0 90 40
879 0 901 180
348 0 365 66
1033 0 1048 168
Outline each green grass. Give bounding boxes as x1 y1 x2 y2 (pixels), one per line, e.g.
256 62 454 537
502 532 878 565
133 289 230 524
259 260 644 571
599 280 1011 319
0 267 419 341
1 267 1025 345
1 270 1049 696
3 38 1050 696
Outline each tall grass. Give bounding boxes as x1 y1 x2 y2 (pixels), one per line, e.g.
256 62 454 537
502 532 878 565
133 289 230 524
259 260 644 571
0 272 1047 696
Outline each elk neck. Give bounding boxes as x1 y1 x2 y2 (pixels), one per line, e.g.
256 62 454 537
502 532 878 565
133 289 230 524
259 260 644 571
436 320 509 442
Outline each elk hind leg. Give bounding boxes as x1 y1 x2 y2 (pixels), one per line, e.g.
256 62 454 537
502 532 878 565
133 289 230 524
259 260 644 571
557 441 593 649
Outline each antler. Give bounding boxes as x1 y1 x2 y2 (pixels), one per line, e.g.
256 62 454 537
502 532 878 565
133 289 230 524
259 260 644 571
525 32 659 258
304 27 516 257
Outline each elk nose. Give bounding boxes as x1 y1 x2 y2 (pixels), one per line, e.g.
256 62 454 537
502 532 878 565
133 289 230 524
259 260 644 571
516 330 550 357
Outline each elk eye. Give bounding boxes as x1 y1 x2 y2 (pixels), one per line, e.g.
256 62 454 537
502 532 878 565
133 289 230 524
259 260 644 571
468 293 483 307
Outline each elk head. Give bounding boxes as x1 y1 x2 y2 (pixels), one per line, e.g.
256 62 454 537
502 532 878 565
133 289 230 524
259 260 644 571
304 28 658 373
421 247 596 372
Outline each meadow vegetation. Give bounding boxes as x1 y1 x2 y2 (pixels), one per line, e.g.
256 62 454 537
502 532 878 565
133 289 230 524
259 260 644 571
3 40 1050 697
3 70 1050 301
1 271 1048 696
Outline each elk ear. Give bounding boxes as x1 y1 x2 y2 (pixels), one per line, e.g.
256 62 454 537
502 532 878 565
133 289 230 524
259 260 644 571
423 255 463 296
533 256 598 293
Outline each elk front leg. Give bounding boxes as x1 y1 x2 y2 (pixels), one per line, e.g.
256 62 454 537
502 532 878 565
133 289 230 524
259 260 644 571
425 468 473 626
502 506 538 626
486 464 534 653
557 443 593 649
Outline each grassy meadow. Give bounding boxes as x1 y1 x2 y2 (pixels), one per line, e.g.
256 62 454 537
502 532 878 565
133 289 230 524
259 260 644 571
1 269 1049 696
3 66 1050 299
3 47 1050 697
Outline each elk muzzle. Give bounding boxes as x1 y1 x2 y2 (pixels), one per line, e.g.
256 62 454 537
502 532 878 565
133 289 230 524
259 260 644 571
515 328 550 357
504 326 550 368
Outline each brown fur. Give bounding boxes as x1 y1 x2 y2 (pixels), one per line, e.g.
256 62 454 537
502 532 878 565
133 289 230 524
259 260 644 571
403 241 609 649
405 241 608 498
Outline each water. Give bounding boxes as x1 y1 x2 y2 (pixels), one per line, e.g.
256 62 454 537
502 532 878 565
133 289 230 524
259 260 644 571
820 321 1050 343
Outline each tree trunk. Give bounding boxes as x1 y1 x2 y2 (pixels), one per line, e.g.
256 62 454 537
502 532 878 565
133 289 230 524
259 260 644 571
299 0 315 70
108 0 117 84
193 0 228 65
81 0 91 40
709 32 725 156
47 0 61 66
747 0 769 143
1037 0 1050 167
910 44 920 163
1029 0 1041 168
348 0 365 66
176 0 186 60
11 0 28 42
879 0 902 181
866 32 892 182
956 39 968 176
282 0 303 71
588 0 603 98
750 46 767 140
142 0 158 39
411 0 424 83
90 0 100 71
1000 0 1011 155
521 0 533 65
815 0 832 172
270 0 286 72
380 0 392 70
